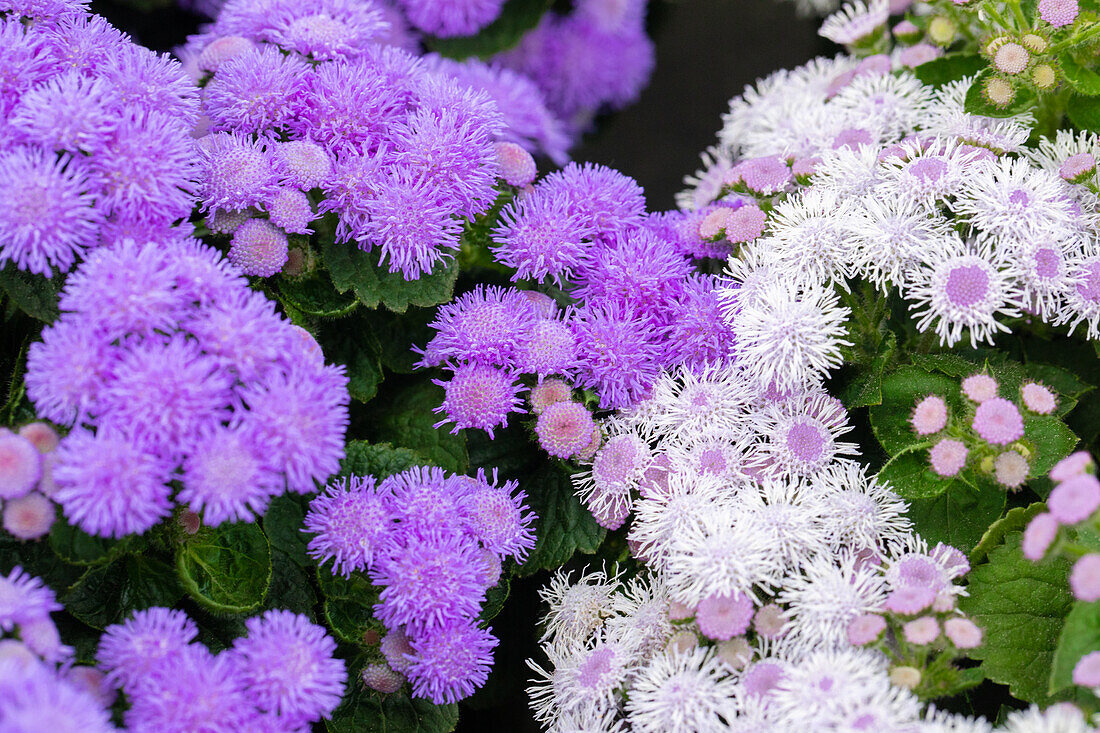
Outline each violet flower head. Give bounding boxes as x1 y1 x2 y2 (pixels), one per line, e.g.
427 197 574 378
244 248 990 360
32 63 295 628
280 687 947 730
572 229 692 309
0 655 115 733
433 364 526 438
199 131 279 213
304 475 395 577
96 607 199 691
259 0 390 59
661 274 737 369
536 162 647 242
397 0 506 37
404 621 498 704
569 300 665 410
177 423 285 526
0 567 60 632
380 465 471 534
491 190 596 284
203 44 311 134
420 285 539 369
229 610 346 723
517 317 578 377
460 469 537 560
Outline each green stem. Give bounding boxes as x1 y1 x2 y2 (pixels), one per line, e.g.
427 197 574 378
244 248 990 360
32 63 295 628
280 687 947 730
1007 0 1030 31
1049 21 1100 53
981 3 1013 33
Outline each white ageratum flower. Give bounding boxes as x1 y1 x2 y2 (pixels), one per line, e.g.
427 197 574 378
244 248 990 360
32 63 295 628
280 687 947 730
629 472 728 570
606 575 673 661
921 705 996 733
1055 252 1100 340
777 549 888 656
951 155 1079 242
756 187 857 289
725 279 851 392
677 144 736 212
902 235 1023 348
920 77 1034 153
1004 233 1082 321
848 189 955 291
645 364 756 442
819 0 888 45
998 704 1095 733
828 71 934 143
754 389 859 480
737 476 831 571
877 137 987 205
625 647 740 733
538 568 621 651
816 461 912 553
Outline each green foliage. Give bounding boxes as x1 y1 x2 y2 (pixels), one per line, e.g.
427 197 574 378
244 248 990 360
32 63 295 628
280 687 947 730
969 502 1047 565
262 494 312 568
275 271 358 319
424 0 553 60
63 555 183 629
327 666 459 733
912 53 985 88
325 327 385 403
265 550 318 616
364 381 468 474
176 522 272 615
0 264 61 322
1050 600 1100 697
1024 413 1080 477
1060 53 1100 96
50 517 135 566
960 531 1075 704
1068 93 1100 134
837 331 897 409
339 440 427 479
323 241 459 313
905 479 1006 552
870 366 961 456
518 464 606 576
319 571 382 645
362 307 436 374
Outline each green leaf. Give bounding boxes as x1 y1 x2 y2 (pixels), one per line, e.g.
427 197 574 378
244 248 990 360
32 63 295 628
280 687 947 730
323 241 459 313
63 555 183 630
327 680 459 733
1068 94 1100 134
1050 600 1100 695
960 531 1075 704
913 53 985 88
423 0 552 60
969 501 1047 566
176 522 272 615
1024 414 1079 478
50 517 134 566
1061 53 1100 96
318 572 382 645
870 366 961 455
480 577 511 622
906 479 1006 552
963 70 1037 118
0 264 61 322
264 549 318 616
838 332 897 409
365 381 468 474
518 464 605 576
363 307 436 374
877 448 949 500
262 494 311 568
339 440 426 479
275 272 358 319
325 329 385 403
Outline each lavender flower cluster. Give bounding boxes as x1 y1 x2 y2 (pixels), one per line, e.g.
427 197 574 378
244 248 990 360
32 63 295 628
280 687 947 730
183 0 576 280
0 423 59 541
421 162 737 446
97 607 345 730
0 2 199 275
24 236 350 538
304 465 536 704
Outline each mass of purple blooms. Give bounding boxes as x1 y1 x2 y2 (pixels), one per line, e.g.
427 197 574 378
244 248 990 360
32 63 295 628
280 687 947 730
24 235 350 537
0 1 199 275
422 162 736 445
304 465 535 703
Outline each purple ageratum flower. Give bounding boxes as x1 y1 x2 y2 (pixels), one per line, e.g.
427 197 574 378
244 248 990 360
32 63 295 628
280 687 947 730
352 165 465 280
9 71 118 153
569 300 664 409
178 423 285 526
0 566 60 632
37 13 126 76
571 229 693 310
0 433 42 500
0 146 101 275
372 530 489 632
535 162 646 243
422 54 570 165
433 363 526 438
272 140 332 190
420 285 539 369
261 0 389 59
0 655 116 733
228 218 289 277
199 131 279 213
379 465 471 534
237 363 350 495
459 469 536 560
404 620 498 704
229 610 346 722
266 186 315 234
297 55 410 153
517 317 578 377
0 1 90 23
123 644 259 732
203 45 312 135
490 189 596 285
390 101 502 219
96 334 236 455
304 475 395 576
23 317 115 425
660 274 737 368
98 43 200 122
496 12 653 127
397 0 505 37
185 286 290 384
97 607 198 691
52 427 174 538
535 400 594 459
0 19 61 121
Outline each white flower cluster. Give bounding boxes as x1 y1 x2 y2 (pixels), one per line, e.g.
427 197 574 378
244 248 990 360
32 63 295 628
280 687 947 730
681 54 1100 352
